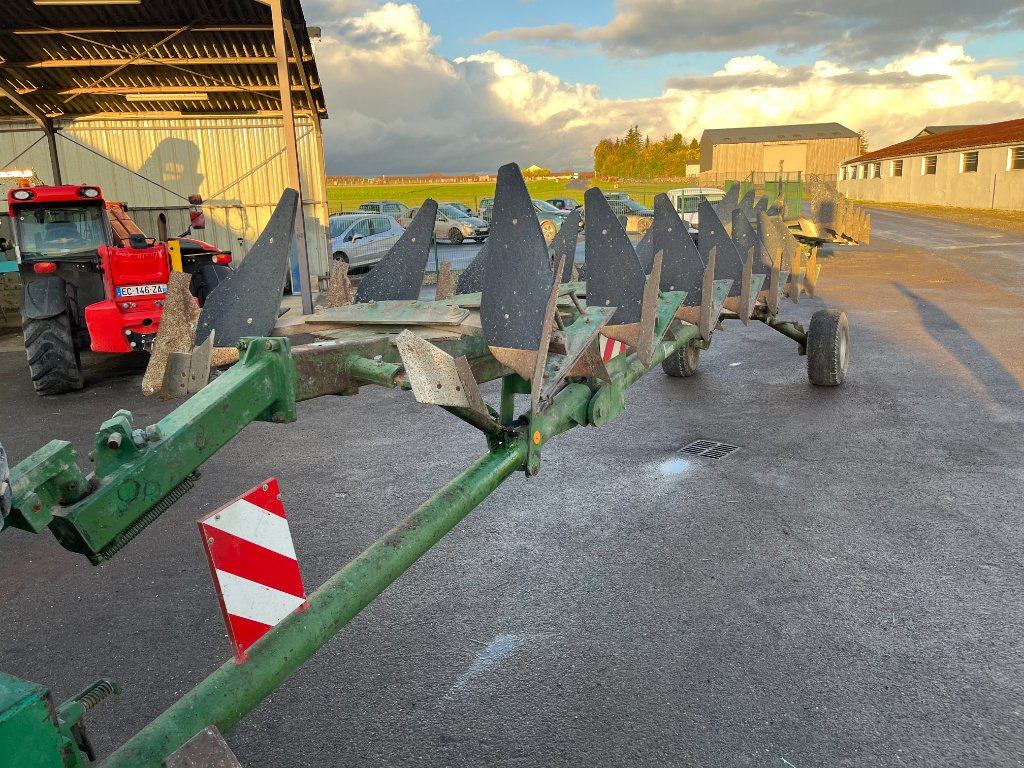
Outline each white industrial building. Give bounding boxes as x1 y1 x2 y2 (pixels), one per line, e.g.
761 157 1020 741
838 119 1024 210
0 0 328 321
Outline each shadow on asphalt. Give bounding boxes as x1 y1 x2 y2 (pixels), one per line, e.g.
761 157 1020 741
892 282 1021 403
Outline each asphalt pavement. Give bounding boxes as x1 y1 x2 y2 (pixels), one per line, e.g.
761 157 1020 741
1 210 1022 767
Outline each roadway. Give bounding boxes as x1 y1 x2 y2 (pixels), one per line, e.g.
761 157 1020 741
1 208 1022 767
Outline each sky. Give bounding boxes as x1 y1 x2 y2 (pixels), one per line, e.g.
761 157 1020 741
302 0 1024 175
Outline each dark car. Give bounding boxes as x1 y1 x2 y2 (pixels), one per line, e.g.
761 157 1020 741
546 197 581 212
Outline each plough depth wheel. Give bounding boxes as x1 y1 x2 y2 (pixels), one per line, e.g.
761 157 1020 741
661 343 701 378
807 308 850 386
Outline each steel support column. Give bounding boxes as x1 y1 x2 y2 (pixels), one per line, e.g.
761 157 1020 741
265 0 314 314
0 81 62 184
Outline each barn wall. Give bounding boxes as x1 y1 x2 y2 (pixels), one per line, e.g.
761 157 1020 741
706 136 861 178
839 145 1024 210
0 115 329 277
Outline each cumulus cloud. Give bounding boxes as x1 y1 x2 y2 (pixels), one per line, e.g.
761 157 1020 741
305 3 1024 174
481 0 1024 63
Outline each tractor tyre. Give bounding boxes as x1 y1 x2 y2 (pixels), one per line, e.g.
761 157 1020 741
661 344 700 378
540 219 558 243
806 308 849 386
190 264 232 307
23 312 84 395
0 440 11 521
449 228 464 245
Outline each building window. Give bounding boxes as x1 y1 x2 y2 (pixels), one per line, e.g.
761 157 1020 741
961 151 979 173
859 164 867 179
1010 147 1024 171
871 161 881 178
923 155 937 175
892 159 903 177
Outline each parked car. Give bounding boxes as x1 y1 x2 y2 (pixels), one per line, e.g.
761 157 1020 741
328 212 404 268
603 191 633 202
441 201 475 217
607 198 654 236
477 197 564 242
357 200 411 220
406 204 489 244
546 197 581 211
666 187 726 227
478 197 494 221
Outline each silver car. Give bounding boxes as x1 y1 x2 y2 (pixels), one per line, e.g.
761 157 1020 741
328 213 404 267
407 204 489 244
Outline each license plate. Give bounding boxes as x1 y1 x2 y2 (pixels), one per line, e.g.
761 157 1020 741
116 283 167 298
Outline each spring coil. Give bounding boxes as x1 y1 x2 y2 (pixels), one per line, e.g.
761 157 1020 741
94 473 198 563
77 678 119 712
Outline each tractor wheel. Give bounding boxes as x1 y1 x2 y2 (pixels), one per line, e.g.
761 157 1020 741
449 228 464 245
190 264 232 307
661 344 700 378
806 309 849 386
0 440 11 521
540 219 558 243
637 217 652 238
23 312 84 395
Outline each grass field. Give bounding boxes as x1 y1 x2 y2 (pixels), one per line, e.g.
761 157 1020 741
326 179 686 213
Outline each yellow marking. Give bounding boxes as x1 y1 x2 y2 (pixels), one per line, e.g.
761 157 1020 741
167 239 183 272
532 430 541 445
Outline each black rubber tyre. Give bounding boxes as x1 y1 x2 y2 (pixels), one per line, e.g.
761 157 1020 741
661 344 701 378
23 312 84 395
806 308 849 386
449 228 464 245
190 264 232 307
0 440 11 521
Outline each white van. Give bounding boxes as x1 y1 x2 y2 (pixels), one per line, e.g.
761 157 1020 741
666 187 726 227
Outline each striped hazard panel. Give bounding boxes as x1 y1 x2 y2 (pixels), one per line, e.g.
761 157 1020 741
198 479 308 662
599 334 628 362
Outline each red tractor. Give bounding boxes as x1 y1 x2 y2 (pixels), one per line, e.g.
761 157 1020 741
1 184 231 395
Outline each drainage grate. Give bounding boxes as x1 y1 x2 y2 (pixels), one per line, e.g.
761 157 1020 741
680 440 740 459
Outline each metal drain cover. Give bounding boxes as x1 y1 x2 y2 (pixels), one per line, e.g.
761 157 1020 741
680 440 740 459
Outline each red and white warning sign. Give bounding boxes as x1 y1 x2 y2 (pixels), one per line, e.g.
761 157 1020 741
198 478 308 662
599 334 628 362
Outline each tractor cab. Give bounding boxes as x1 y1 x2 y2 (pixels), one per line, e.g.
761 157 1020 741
8 185 110 264
4 183 232 395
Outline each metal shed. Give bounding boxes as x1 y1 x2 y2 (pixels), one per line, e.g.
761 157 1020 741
0 0 328 313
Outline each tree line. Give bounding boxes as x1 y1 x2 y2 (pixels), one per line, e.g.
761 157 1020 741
594 126 701 179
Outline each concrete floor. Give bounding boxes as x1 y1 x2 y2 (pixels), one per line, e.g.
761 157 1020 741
1 209 1022 767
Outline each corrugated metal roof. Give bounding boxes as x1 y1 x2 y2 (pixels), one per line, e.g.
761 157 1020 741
844 118 1024 164
0 0 326 120
700 122 858 145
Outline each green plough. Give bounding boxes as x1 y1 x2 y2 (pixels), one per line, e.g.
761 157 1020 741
0 163 849 767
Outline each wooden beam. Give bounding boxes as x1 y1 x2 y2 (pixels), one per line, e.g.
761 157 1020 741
47 84 318 95
3 55 313 68
11 26 277 35
283 18 319 123
0 79 48 128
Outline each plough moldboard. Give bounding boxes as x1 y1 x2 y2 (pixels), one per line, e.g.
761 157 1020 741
0 163 851 767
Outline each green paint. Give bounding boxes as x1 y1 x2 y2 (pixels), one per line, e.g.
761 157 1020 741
103 439 528 768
